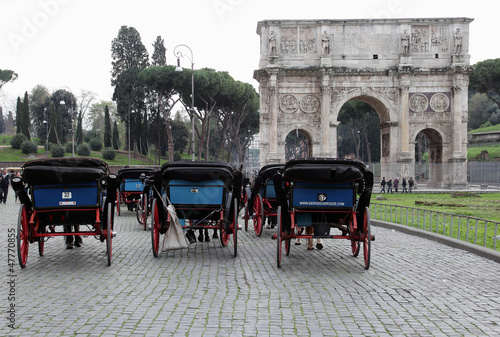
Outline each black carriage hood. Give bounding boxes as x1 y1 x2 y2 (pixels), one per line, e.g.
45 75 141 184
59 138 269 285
161 161 234 185
257 164 284 182
283 158 368 184
117 168 156 180
22 157 109 185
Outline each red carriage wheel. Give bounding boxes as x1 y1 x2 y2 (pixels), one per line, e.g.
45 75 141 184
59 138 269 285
253 193 264 237
276 206 283 268
116 189 121 216
151 199 161 257
232 197 238 257
136 195 144 225
349 219 360 257
106 206 113 266
17 204 29 268
363 207 371 269
142 194 149 230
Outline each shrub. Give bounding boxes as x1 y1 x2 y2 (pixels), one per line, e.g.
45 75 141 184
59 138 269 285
10 133 28 149
102 148 116 161
51 145 65 158
77 143 90 156
65 142 74 153
20 140 38 154
89 138 102 151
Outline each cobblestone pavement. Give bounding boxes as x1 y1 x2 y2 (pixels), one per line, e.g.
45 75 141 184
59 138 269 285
1 190 500 337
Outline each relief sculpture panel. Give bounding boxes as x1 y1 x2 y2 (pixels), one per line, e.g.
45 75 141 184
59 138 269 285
280 94 298 113
431 26 449 52
299 27 316 54
280 28 297 54
300 95 320 113
411 25 429 53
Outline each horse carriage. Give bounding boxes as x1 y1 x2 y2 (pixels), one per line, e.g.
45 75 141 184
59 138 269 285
245 164 284 236
116 168 155 217
149 162 242 257
273 158 375 269
13 158 118 267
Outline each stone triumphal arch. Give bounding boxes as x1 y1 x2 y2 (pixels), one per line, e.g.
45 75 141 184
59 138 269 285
254 18 473 189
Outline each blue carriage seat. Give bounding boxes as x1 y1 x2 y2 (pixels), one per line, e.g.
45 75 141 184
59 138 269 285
117 168 156 192
22 158 109 210
160 162 234 219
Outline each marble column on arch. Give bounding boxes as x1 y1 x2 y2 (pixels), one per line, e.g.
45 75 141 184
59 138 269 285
320 69 331 157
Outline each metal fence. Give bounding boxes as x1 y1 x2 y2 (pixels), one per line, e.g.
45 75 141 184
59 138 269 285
467 161 500 186
365 161 500 187
370 202 500 252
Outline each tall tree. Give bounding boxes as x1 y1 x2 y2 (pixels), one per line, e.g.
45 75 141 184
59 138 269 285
29 84 50 139
75 112 83 145
151 36 166 66
215 80 259 164
6 111 15 135
22 91 31 139
112 121 120 150
468 93 495 129
47 102 58 144
138 65 180 161
111 26 149 155
113 67 146 153
111 26 149 86
469 58 500 108
104 105 112 148
15 97 22 134
0 69 18 90
52 89 77 144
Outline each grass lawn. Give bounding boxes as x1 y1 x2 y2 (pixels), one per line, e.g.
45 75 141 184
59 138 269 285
0 146 159 166
468 124 500 134
467 144 500 160
370 192 500 250
371 192 500 222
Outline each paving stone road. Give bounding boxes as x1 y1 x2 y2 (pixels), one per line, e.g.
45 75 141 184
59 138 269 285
1 190 499 336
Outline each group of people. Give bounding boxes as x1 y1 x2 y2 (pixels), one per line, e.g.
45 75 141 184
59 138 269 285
380 176 414 193
0 168 22 204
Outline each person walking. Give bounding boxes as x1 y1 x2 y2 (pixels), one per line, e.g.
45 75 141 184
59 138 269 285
409 177 414 193
387 178 393 193
0 168 10 203
402 177 408 193
393 177 399 193
380 177 386 193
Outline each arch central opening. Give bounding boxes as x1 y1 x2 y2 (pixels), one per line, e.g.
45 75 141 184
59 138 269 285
337 100 381 163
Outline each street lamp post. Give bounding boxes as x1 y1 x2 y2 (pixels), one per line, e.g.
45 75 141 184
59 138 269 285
174 44 195 161
43 107 48 156
59 87 76 157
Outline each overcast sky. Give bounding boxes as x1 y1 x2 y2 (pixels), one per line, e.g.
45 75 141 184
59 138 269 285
1 0 498 112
